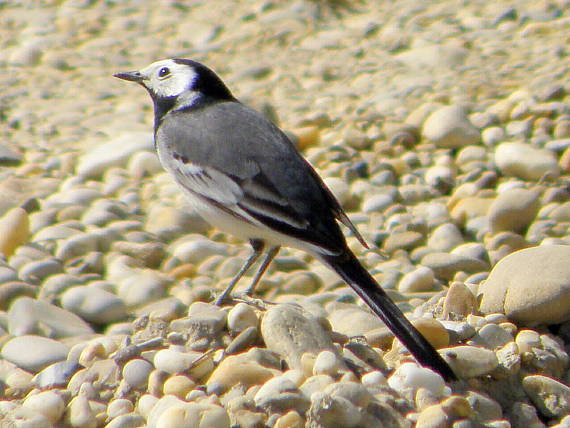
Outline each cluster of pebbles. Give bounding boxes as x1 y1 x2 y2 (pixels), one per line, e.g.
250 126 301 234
1 0 570 427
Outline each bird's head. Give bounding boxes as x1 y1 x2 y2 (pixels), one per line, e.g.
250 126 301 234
114 59 235 112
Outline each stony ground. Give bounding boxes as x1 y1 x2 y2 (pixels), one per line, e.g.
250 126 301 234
1 0 570 427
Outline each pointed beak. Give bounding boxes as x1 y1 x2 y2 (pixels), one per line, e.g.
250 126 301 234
113 70 146 83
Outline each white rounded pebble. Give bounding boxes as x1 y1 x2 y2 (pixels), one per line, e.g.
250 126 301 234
155 402 230 428
122 358 154 390
117 270 169 307
153 349 194 374
23 390 66 424
1 335 69 372
0 207 29 258
172 238 228 264
479 245 570 325
55 232 100 261
440 346 499 377
107 399 134 419
61 286 127 324
477 324 513 349
136 394 159 420
481 126 505 146
254 375 298 407
76 132 154 179
65 395 97 428
398 266 435 293
362 193 394 213
227 303 258 333
494 142 559 181
361 371 388 388
422 105 480 148
308 391 362 428
105 413 147 428
3 406 53 428
313 350 342 377
388 363 448 397
300 374 336 397
128 150 163 178
523 375 570 418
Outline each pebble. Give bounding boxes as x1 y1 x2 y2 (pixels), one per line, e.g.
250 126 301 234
299 375 335 397
61 286 127 324
65 395 97 428
254 375 309 412
479 245 570 325
488 188 540 234
8 297 94 338
117 270 170 307
0 207 29 258
398 266 435 293
107 399 134 419
325 381 372 408
475 323 513 349
163 374 196 398
206 353 279 393
388 362 448 397
0 406 53 428
76 132 154 179
227 302 258 333
171 238 228 264
522 375 570 419
105 413 147 428
307 391 362 428
466 391 502 422
154 349 204 375
494 142 560 181
313 350 343 377
440 346 498 378
23 390 66 424
261 304 341 371
421 252 488 280
32 360 81 389
274 411 304 428
427 223 464 252
55 232 101 261
515 329 541 354
422 105 480 148
122 358 154 390
442 281 478 318
150 397 230 428
328 307 384 336
145 206 210 240
1 334 69 372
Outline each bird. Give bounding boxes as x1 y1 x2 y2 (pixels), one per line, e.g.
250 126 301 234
114 58 457 381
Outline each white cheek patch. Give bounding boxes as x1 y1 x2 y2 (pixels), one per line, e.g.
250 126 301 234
140 60 198 98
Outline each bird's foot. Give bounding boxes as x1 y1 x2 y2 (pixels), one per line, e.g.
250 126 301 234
213 291 269 310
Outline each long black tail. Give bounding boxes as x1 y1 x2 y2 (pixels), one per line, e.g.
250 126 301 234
323 251 457 381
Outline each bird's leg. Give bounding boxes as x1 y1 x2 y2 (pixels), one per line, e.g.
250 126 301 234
214 239 265 305
242 246 280 297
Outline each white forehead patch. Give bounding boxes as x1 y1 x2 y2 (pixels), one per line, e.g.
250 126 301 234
139 59 198 98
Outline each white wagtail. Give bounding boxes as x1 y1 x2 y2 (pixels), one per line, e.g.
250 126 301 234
114 59 456 380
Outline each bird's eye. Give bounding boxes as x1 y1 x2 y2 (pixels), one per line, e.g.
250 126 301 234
158 67 170 78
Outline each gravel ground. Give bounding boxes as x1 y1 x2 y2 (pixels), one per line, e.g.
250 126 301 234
1 1 570 427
